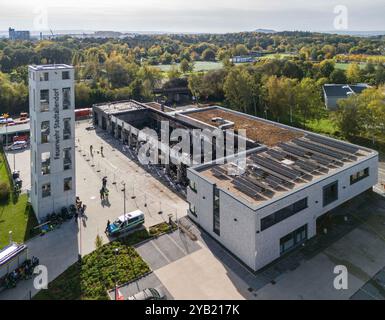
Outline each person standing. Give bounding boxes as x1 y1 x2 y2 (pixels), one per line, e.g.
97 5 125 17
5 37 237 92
106 220 111 234
90 145 93 157
102 177 107 188
100 146 104 157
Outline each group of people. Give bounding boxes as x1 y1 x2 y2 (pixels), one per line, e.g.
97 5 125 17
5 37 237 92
75 196 87 221
90 144 104 157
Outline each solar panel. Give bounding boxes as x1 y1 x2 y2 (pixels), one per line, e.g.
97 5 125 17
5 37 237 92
232 179 260 197
266 149 286 161
293 139 347 160
265 177 280 189
295 159 318 172
211 167 230 180
250 154 301 180
278 143 307 158
244 175 269 191
306 134 359 154
233 176 263 193
309 154 331 166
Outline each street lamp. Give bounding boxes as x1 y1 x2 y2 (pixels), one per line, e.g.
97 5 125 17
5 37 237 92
114 248 119 300
121 182 126 215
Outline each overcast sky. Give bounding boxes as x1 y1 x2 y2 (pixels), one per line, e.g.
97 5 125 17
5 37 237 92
0 0 384 33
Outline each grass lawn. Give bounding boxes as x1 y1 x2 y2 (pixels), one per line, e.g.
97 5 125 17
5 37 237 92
33 233 152 300
262 53 297 60
156 61 223 72
334 62 366 71
306 117 339 136
0 151 38 249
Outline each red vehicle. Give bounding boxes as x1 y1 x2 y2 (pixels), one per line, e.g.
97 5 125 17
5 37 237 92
75 108 92 120
13 135 29 143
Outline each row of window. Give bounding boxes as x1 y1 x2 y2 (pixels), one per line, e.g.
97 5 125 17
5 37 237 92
31 71 71 82
261 198 308 231
40 177 72 198
187 167 370 238
261 167 370 231
350 168 369 185
38 88 71 112
39 148 72 175
40 118 72 144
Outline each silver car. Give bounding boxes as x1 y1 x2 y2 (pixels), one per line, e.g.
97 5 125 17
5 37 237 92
127 287 166 300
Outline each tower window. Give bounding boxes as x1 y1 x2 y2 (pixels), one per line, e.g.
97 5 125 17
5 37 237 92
62 88 71 109
41 152 51 175
63 148 72 170
63 118 71 140
62 71 70 80
40 90 49 112
42 183 51 198
41 121 50 143
64 177 72 191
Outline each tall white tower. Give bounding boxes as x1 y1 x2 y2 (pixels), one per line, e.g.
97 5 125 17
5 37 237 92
28 64 76 221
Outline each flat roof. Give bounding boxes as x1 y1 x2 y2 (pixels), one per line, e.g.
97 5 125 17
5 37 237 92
93 101 145 115
183 107 303 147
28 64 73 71
198 132 374 207
143 102 175 112
0 123 30 135
323 84 370 97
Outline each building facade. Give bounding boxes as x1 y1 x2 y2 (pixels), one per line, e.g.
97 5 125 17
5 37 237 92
9 28 30 41
28 64 76 221
185 108 378 271
323 83 370 110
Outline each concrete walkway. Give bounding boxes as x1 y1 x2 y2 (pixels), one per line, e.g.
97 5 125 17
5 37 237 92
0 121 188 299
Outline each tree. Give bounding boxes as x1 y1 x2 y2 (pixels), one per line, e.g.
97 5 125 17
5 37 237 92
232 44 248 56
167 66 181 80
295 78 324 126
201 48 216 61
319 60 335 78
223 67 256 114
329 69 347 84
333 86 385 140
346 63 361 83
75 82 92 107
0 71 28 115
334 96 363 137
188 73 204 102
263 75 297 121
180 59 194 73
37 44 73 64
375 64 385 85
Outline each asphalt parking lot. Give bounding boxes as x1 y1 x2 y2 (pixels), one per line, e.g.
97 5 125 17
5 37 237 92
108 273 173 300
107 231 201 300
351 266 385 300
135 231 201 271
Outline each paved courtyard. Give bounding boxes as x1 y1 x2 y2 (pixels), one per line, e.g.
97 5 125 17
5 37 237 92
1 121 385 300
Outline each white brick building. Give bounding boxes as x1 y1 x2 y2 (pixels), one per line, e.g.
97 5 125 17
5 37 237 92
185 107 378 271
28 64 76 221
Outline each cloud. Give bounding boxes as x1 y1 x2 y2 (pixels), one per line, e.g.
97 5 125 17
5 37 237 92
0 0 384 32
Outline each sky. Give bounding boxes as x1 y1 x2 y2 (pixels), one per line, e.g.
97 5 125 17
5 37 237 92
0 0 384 33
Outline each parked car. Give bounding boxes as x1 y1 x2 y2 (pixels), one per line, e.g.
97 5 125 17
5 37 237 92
127 287 166 300
0 117 14 124
106 210 145 237
8 140 27 151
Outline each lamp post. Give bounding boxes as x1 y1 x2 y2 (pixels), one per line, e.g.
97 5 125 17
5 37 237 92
121 182 126 215
114 248 119 300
